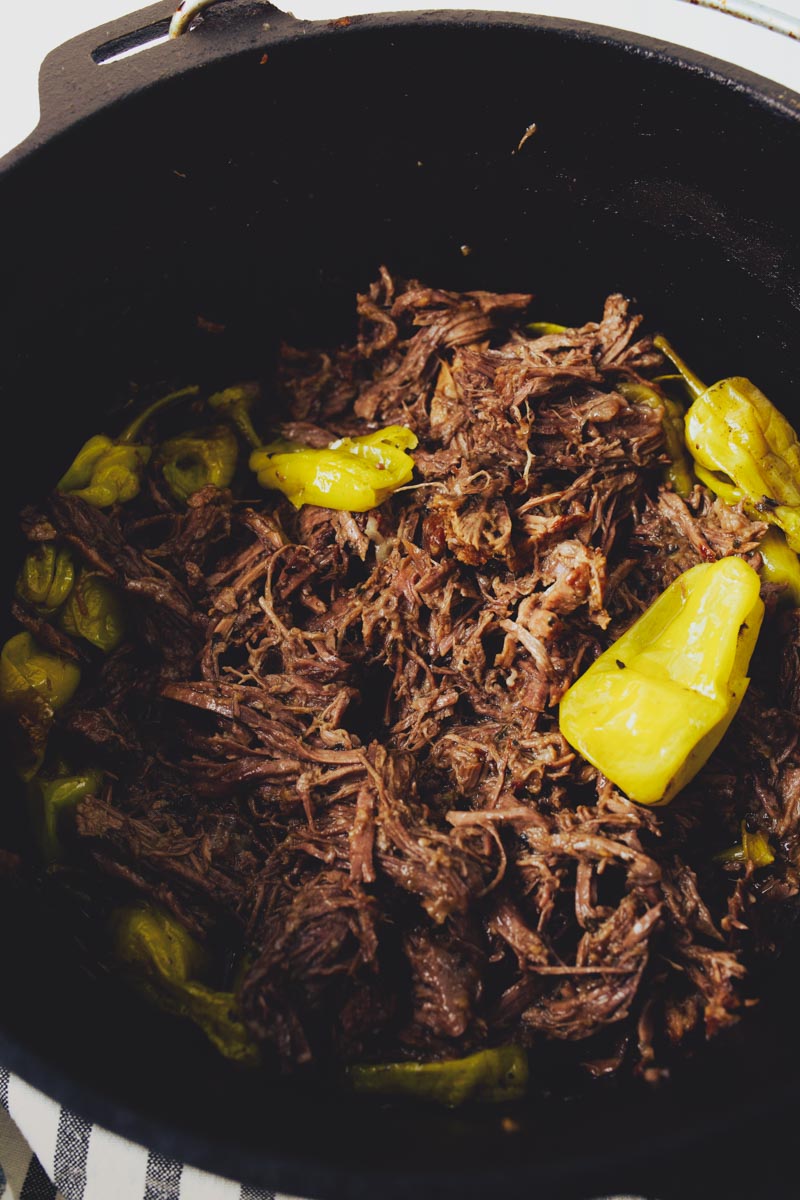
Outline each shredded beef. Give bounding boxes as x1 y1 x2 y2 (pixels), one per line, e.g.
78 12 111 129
14 269 800 1085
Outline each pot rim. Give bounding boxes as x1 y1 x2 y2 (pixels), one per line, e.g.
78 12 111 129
1 2 799 176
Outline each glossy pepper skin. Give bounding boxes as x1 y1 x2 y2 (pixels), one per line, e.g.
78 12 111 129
28 767 103 862
559 557 764 806
60 571 125 653
15 543 75 613
111 905 258 1065
617 380 694 497
250 425 418 512
157 425 238 502
656 336 800 550
58 385 200 509
0 632 81 779
348 1045 528 1106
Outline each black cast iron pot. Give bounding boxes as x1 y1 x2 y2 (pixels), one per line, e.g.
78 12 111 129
2 3 800 1196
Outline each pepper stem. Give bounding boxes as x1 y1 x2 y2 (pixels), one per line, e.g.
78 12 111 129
207 383 263 450
653 336 707 399
118 385 200 444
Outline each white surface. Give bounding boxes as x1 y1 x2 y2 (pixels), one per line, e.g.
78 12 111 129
1 0 800 161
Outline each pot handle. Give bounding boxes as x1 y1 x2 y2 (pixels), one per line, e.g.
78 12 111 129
10 0 300 162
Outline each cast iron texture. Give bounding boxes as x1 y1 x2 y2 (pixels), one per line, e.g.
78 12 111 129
1 4 800 1196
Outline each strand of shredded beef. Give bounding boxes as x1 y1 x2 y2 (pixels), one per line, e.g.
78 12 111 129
24 269 800 1082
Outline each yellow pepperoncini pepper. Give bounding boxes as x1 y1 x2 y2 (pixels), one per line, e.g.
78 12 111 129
15 543 75 613
559 557 764 806
59 571 126 653
250 425 418 512
28 767 103 862
757 526 800 607
157 425 238 502
0 632 81 780
716 821 775 869
111 905 258 1065
348 1045 528 1106
58 386 200 508
655 336 800 550
617 380 694 497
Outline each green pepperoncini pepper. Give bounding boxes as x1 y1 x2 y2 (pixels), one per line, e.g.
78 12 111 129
157 425 238 502
526 321 568 336
207 383 263 450
348 1045 529 1106
716 821 775 869
58 385 200 508
28 767 103 862
559 556 764 806
0 632 81 779
111 905 258 1065
0 632 80 716
15 543 75 613
60 571 125 652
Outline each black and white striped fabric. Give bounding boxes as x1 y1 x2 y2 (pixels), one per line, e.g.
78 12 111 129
0 1068 288 1200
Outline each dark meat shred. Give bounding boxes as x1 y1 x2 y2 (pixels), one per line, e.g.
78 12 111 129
16 269 800 1084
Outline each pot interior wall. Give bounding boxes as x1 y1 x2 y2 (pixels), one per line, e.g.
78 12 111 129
2 14 800 1198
